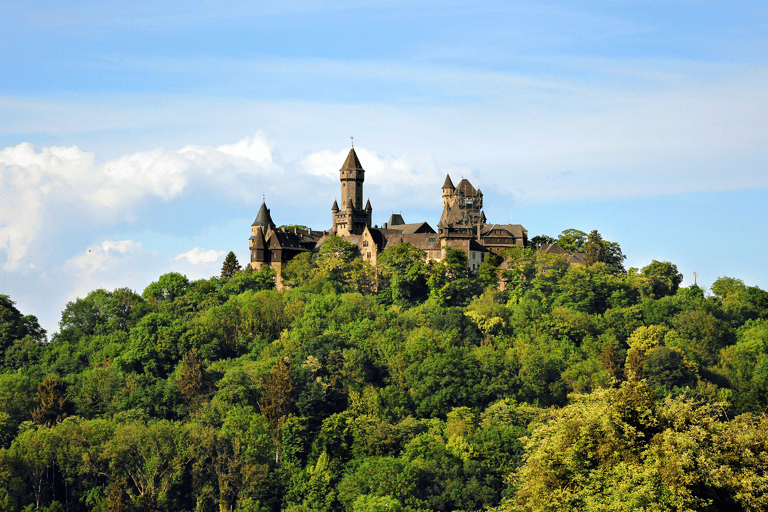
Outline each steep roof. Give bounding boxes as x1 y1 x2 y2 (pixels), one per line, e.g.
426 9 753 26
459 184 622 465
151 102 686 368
442 174 455 190
365 199 372 211
385 222 436 234
456 178 477 196
252 202 276 228
340 148 365 172
480 224 528 238
388 213 405 226
331 199 339 212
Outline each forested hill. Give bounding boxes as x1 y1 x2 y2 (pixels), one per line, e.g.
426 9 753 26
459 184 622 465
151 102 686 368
2 235 768 512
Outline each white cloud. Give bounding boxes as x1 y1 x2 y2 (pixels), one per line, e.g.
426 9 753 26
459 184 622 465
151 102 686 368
175 247 225 265
299 147 446 206
0 133 281 269
70 240 141 275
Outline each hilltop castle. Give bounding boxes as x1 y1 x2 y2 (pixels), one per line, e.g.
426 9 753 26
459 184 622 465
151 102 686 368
249 148 528 272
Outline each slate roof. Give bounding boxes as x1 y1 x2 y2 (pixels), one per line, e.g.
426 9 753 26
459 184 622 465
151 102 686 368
331 200 339 212
456 178 477 196
388 213 405 226
340 148 365 172
480 224 528 239
442 174 455 190
386 221 436 234
252 202 276 228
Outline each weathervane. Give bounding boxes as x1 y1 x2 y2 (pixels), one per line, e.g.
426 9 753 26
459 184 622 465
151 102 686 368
350 136 354 148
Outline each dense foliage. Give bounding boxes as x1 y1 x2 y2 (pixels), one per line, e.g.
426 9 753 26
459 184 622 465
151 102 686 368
2 231 768 512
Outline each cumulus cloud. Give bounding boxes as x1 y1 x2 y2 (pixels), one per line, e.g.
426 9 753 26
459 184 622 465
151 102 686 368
299 147 447 207
69 240 142 277
175 247 226 265
0 133 280 269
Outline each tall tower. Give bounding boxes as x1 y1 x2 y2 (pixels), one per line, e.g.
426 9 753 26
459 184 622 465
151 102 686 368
332 148 372 236
442 174 456 210
340 148 365 211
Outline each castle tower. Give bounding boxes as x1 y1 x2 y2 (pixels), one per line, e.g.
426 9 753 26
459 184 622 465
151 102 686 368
249 201 276 268
340 148 365 211
332 148 372 236
442 174 456 210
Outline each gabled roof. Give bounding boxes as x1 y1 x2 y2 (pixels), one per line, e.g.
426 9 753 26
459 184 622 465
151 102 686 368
252 202 276 228
480 224 528 239
340 148 365 172
442 174 455 190
386 221 436 234
537 243 567 255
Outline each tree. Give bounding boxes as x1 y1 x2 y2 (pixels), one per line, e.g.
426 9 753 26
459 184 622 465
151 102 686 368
582 230 607 267
641 260 683 298
220 251 242 279
556 229 588 253
32 375 73 428
378 243 429 306
177 348 210 407
528 235 556 247
259 357 293 463
506 381 768 512
143 272 190 303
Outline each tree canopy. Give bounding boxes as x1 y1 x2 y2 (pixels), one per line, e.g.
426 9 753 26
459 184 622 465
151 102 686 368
1 235 767 512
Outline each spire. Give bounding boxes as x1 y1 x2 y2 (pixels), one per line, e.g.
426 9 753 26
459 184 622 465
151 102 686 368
340 148 365 172
331 199 339 212
251 201 276 228
442 174 455 190
365 198 372 212
345 197 354 210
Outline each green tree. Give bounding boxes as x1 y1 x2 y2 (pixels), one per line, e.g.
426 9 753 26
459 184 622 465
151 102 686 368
177 348 210 408
259 357 293 463
528 235 556 247
221 251 243 279
641 260 684 298
582 230 607 267
506 381 768 512
378 243 429 307
32 376 73 428
143 272 190 304
556 229 588 253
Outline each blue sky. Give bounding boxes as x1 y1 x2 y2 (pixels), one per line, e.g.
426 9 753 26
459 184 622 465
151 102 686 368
1 1 767 335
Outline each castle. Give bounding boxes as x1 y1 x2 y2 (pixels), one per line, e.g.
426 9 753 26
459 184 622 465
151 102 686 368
249 148 528 272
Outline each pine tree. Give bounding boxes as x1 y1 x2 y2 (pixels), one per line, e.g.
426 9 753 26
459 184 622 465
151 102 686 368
220 251 242 278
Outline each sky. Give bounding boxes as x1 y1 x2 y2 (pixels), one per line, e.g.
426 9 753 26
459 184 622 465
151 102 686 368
1 1 767 336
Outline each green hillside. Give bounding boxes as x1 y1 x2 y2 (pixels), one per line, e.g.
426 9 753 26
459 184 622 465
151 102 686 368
2 236 768 512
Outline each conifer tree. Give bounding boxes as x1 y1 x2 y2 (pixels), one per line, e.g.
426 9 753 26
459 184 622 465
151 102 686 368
220 251 242 278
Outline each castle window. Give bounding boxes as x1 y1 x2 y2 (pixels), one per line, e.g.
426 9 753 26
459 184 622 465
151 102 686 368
363 241 368 247
367 252 371 258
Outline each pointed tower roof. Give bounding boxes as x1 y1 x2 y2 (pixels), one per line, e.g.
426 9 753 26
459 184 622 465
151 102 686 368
456 178 476 196
345 197 354 210
251 201 276 228
340 148 365 172
365 199 372 212
442 174 455 190
331 199 339 212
